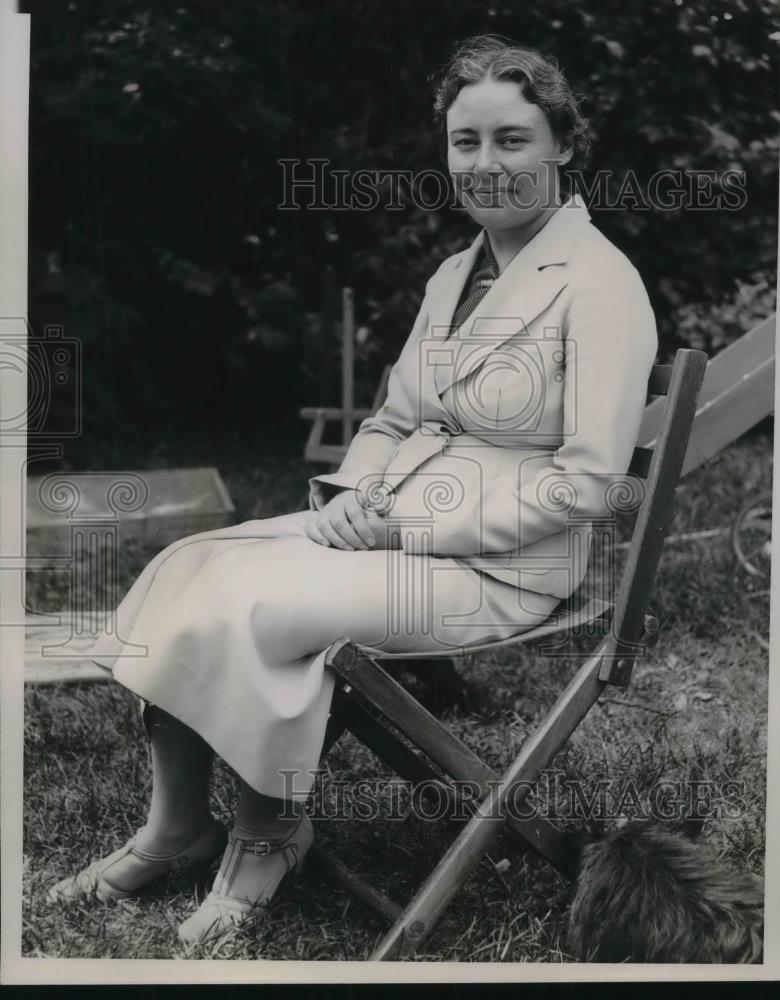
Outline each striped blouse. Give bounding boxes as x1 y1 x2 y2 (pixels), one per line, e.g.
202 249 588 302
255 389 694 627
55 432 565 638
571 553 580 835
449 233 500 335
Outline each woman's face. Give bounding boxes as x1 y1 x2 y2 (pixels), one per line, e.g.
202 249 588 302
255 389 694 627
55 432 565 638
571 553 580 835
446 77 572 230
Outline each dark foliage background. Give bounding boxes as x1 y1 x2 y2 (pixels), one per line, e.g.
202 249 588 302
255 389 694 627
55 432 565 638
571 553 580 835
22 0 779 466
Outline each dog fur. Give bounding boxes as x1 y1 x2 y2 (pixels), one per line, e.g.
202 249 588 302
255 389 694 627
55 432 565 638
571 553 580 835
566 819 764 963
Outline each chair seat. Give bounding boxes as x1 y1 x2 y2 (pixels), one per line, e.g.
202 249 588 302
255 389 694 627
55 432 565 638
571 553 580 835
354 595 614 660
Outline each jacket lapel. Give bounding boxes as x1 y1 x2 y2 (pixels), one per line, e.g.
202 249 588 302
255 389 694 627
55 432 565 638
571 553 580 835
427 233 483 342
432 196 592 397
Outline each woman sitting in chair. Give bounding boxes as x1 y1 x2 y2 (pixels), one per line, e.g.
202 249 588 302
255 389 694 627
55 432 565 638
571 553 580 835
48 34 658 946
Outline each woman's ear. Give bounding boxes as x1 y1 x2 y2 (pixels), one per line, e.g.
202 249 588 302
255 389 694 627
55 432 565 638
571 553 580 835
557 144 574 167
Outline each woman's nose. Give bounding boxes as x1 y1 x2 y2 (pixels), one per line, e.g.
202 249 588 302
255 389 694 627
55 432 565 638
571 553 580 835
473 143 501 179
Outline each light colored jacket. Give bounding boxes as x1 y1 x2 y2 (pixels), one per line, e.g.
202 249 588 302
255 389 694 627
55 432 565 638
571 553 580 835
308 195 658 599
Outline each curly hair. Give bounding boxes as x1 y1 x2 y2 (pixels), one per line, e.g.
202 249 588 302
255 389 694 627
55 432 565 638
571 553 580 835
430 34 592 175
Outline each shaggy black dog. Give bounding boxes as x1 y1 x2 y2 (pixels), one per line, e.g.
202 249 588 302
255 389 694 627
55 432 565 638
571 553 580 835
566 819 764 963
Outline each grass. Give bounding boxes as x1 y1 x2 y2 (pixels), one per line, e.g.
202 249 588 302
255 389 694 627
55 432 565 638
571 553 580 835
22 428 771 961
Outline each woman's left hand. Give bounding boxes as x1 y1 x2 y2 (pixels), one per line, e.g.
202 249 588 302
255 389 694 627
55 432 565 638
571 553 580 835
304 504 401 551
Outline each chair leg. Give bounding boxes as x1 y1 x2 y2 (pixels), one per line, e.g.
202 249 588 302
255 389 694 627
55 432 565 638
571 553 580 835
308 844 403 926
323 685 457 809
370 643 609 960
326 640 577 878
336 689 458 811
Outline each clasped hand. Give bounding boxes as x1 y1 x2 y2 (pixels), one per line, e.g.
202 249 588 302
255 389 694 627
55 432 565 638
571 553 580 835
304 489 402 551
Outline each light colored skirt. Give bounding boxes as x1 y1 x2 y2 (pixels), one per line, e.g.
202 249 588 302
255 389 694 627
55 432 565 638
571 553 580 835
90 510 560 799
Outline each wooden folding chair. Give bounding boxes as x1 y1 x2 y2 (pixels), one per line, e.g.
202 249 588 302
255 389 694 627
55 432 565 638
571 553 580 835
309 346 708 959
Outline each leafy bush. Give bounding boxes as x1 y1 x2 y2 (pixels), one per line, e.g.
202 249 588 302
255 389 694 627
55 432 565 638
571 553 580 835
671 269 777 356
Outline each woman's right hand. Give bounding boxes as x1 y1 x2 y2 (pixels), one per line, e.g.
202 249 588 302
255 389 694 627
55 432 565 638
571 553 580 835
304 490 385 550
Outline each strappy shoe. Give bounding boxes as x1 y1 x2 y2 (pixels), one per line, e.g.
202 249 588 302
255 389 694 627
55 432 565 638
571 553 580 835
177 811 314 946
45 818 228 904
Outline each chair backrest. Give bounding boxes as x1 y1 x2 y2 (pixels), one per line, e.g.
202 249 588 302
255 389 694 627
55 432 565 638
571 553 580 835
608 348 708 670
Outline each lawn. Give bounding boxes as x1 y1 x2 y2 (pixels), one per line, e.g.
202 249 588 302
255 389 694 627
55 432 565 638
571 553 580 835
22 428 771 961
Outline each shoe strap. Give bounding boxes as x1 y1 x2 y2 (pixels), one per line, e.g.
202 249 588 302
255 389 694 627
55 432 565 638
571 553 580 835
217 819 306 894
231 813 307 859
129 821 217 864
131 845 189 864
243 838 293 858
230 832 300 867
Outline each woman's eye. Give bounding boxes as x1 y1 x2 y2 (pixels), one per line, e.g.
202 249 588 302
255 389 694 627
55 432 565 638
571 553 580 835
451 137 526 151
